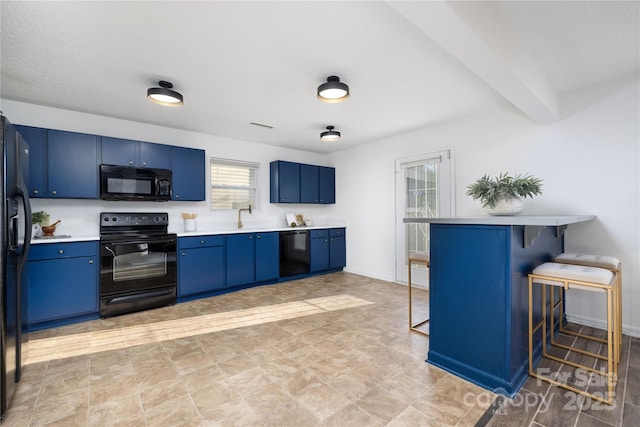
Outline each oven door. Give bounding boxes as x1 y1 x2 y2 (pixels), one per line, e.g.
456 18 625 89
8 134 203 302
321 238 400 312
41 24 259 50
100 234 177 296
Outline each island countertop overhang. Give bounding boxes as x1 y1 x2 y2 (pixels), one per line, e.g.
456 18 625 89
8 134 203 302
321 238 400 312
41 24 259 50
403 215 595 226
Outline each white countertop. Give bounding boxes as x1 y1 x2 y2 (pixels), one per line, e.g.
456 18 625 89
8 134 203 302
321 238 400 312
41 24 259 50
30 225 346 244
403 215 596 226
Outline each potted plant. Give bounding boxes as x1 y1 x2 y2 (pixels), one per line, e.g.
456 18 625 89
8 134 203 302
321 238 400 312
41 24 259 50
466 173 542 215
31 210 50 226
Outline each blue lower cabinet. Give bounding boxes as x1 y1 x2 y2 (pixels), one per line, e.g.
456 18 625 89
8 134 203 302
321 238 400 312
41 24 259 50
227 232 280 286
27 242 99 330
178 236 225 297
226 234 256 286
255 232 279 282
311 228 345 272
329 230 346 269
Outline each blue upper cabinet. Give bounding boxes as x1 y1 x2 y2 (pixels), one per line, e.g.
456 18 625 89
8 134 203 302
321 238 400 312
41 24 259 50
270 160 335 204
139 142 171 169
48 130 99 199
318 166 335 204
171 146 205 201
270 160 300 203
102 137 171 169
300 164 319 203
16 125 48 198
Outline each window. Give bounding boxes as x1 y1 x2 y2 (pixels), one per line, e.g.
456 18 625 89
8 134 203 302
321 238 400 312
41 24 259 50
395 150 453 285
210 158 259 210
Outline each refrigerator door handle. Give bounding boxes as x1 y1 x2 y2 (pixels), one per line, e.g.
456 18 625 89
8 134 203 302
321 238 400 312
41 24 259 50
16 180 32 262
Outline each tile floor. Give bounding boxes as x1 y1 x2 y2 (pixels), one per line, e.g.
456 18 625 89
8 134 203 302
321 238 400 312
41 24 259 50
4 272 493 426
483 324 640 427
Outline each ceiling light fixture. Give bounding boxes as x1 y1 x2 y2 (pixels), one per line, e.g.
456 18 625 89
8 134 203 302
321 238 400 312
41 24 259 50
317 76 349 103
147 80 183 107
320 126 341 141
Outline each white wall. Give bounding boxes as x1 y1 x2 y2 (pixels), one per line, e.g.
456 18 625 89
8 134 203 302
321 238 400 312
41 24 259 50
328 74 640 336
1 100 337 234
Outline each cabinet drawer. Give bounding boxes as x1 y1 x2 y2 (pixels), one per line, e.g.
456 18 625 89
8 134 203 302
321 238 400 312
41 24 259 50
179 235 225 249
330 228 345 237
310 229 328 239
29 241 98 261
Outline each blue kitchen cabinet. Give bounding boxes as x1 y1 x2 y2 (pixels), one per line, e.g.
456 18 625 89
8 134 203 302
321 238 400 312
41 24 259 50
300 164 319 203
329 228 346 268
178 236 225 297
270 160 335 204
102 136 171 169
310 228 345 272
270 161 300 203
255 232 279 282
310 229 330 272
26 241 99 330
15 125 47 198
48 130 99 198
171 146 205 201
226 232 279 286
226 233 256 286
318 166 336 204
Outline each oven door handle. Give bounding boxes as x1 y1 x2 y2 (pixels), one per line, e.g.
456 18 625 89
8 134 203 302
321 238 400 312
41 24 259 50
101 237 176 246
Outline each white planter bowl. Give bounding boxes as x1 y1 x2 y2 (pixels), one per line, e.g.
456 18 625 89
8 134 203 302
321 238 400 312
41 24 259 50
486 197 524 216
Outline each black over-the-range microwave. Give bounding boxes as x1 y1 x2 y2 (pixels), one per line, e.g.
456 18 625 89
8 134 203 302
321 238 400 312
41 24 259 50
100 164 172 201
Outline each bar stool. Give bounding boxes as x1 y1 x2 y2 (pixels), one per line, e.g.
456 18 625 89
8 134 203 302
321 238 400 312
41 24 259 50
408 253 430 336
553 253 622 364
528 262 617 405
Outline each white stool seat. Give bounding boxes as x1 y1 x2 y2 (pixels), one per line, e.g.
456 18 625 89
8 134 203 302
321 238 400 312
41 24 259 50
554 253 620 270
532 262 613 288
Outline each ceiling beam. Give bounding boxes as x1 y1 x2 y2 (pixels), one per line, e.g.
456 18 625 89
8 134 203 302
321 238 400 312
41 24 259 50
388 0 559 124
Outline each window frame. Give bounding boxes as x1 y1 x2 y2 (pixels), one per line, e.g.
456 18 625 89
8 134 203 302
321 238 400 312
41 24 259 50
209 157 260 211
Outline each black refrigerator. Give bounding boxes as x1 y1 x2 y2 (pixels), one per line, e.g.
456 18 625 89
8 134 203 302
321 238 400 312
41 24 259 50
0 115 31 419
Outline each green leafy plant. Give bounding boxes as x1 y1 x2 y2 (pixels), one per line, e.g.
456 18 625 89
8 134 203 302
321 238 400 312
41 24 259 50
466 173 543 208
31 210 50 225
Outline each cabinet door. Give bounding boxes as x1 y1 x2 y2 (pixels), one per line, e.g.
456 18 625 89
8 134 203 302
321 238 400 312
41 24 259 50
28 256 98 324
140 142 171 169
48 130 98 198
270 161 300 203
329 235 346 269
16 125 48 198
226 234 255 286
310 237 330 272
101 137 138 166
172 146 205 201
179 246 225 296
255 232 279 282
318 166 335 204
300 164 319 203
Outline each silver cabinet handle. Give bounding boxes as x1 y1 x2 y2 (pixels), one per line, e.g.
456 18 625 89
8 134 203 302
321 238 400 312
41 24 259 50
33 189 38 195
129 160 133 165
248 235 253 239
51 190 57 195
256 235 261 239
175 194 180 199
200 240 205 244
142 161 147 167
182 252 186 256
89 259 94 264
58 250 64 254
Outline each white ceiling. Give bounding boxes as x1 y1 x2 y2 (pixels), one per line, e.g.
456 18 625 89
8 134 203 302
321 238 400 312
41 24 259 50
1 1 638 154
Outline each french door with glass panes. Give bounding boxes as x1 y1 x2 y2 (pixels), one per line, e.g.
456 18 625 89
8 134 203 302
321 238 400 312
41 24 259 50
395 150 453 285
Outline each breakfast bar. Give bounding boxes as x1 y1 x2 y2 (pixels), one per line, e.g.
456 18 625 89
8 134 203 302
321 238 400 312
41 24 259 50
403 215 595 396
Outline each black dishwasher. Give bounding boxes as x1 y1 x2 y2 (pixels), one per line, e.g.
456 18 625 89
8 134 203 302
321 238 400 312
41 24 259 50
279 230 310 277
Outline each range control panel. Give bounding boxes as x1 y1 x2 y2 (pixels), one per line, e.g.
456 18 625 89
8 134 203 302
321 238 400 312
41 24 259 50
100 212 169 228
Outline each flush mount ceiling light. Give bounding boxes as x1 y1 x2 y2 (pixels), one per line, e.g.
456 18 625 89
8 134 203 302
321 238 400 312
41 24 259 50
317 76 349 103
147 80 183 107
320 126 341 141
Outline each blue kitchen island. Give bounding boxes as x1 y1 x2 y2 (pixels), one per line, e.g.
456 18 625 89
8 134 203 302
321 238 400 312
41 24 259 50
403 215 595 396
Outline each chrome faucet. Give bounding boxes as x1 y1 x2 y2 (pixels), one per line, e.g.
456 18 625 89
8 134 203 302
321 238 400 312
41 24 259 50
237 205 252 229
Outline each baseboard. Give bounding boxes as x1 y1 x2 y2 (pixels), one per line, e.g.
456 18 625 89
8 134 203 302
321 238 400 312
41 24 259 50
565 313 640 338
